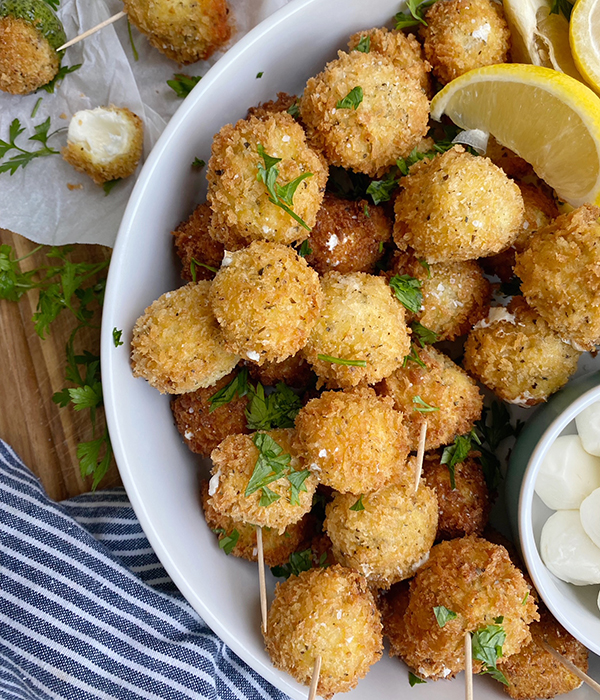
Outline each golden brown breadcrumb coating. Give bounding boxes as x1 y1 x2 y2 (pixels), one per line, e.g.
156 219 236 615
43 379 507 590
325 480 438 588
421 0 511 85
172 202 224 282
387 535 538 680
485 136 532 179
246 92 298 121
207 113 327 250
264 565 383 699
209 241 322 364
302 271 411 388
387 250 491 341
247 353 314 389
208 429 317 534
422 450 491 540
171 370 248 457
0 16 58 94
394 147 524 262
514 204 600 351
294 387 411 495
131 281 238 394
347 27 432 95
463 297 581 405
377 345 483 451
123 0 230 64
300 50 429 178
303 192 391 275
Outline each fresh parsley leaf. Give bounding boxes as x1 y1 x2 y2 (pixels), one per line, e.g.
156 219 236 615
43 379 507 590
522 591 529 605
366 174 398 205
411 322 438 347
112 328 123 347
246 382 302 431
256 71 264 78
287 100 300 119
336 86 363 110
433 605 457 628
409 672 426 687
412 395 439 413
440 430 481 489
68 383 103 411
471 622 509 686
364 204 371 218
389 274 423 314
0 117 63 176
192 157 206 169
354 35 371 53
260 486 281 507
127 19 139 60
350 494 365 511
209 367 249 411
397 147 435 175
103 179 121 196
190 257 217 282
287 469 311 506
317 354 367 367
31 97 43 119
246 432 291 497
77 428 113 490
394 0 436 29
403 344 426 369
167 73 202 98
38 63 82 93
550 0 574 19
271 548 313 578
298 239 312 257
216 528 239 555
419 259 432 278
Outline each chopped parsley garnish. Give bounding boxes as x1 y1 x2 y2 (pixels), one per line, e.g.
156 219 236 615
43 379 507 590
433 605 457 628
298 239 312 257
287 101 300 119
389 274 423 314
39 63 82 93
440 429 481 489
409 672 426 686
350 495 365 511
127 19 139 61
256 71 264 78
192 157 206 169
336 86 363 110
412 395 439 413
213 528 240 555
317 354 367 367
471 621 509 686
208 367 250 411
522 591 529 606
246 381 302 431
0 118 64 175
259 486 281 507
366 173 398 205
190 257 217 282
378 241 384 253
364 203 370 218
167 73 201 98
102 179 121 196
31 97 42 119
418 259 432 278
396 146 436 175
550 0 574 19
354 35 371 53
112 328 123 347
394 0 436 29
271 548 313 578
403 345 426 369
411 322 438 347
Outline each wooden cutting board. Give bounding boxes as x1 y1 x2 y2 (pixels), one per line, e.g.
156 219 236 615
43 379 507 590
0 229 122 501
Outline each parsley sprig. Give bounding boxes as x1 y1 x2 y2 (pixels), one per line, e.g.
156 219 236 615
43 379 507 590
471 619 509 686
212 527 240 555
395 0 437 28
409 672 426 686
389 274 423 314
167 73 202 98
354 35 371 53
433 605 457 628
413 395 439 413
440 429 481 489
336 86 363 110
317 354 367 367
270 547 328 578
350 494 365 511
0 118 64 175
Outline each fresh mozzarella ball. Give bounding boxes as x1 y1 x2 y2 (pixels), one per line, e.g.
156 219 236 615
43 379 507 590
580 488 600 549
534 435 600 510
541 510 600 585
575 402 600 457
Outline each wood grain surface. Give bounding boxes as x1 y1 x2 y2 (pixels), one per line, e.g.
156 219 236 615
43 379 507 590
0 229 122 500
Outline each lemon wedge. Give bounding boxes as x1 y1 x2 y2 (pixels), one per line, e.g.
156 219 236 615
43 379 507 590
570 0 600 93
430 64 600 206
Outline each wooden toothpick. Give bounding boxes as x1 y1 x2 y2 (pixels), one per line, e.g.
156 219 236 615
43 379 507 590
256 526 268 634
308 655 322 700
414 421 428 493
56 10 127 51
542 641 600 695
464 632 473 700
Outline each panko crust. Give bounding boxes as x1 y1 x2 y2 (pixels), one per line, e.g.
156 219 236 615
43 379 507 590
209 241 322 364
421 0 511 85
388 535 538 680
131 281 238 394
422 451 491 540
387 250 491 341
172 202 224 282
376 345 483 451
485 136 532 179
325 480 438 588
247 353 314 389
294 387 411 495
0 16 58 94
246 92 298 121
200 481 312 567
170 371 249 457
207 113 327 249
304 192 391 275
302 272 411 388
264 565 383 698
514 204 600 351
299 50 429 178
62 106 144 185
347 27 432 95
208 429 317 534
463 297 581 405
123 0 230 64
393 147 524 263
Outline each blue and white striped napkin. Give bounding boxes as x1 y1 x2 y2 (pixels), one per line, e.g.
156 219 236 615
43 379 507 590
0 440 289 700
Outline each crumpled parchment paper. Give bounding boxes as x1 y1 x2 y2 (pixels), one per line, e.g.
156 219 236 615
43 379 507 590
0 0 290 247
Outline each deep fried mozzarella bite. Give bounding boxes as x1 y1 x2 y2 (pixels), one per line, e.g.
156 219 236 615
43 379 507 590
171 371 248 457
485 136 532 179
388 251 491 341
246 92 298 121
393 147 524 263
207 113 327 249
514 204 600 351
377 346 483 452
420 0 511 85
303 193 391 275
209 241 322 364
347 27 432 95
294 387 411 495
131 282 238 394
62 106 143 185
387 535 538 680
208 429 317 534
463 297 581 406
325 480 438 588
171 203 224 282
302 272 411 388
247 353 314 390
200 481 311 566
264 566 383 698
123 0 230 64
299 50 429 178
422 451 491 540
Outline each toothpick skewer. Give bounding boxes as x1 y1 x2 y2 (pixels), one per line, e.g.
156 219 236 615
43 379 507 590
414 421 428 493
56 10 127 52
464 632 473 700
308 655 322 700
256 526 268 634
542 641 600 695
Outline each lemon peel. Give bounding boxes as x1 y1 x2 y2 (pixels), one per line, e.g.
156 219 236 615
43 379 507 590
570 0 600 94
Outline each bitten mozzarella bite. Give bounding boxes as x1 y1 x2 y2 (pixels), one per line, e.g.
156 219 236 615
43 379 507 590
325 479 438 588
514 204 600 351
302 272 411 388
394 147 524 262
207 429 317 534
264 566 383 699
294 387 411 494
207 113 327 249
209 241 322 364
131 281 238 394
421 0 511 85
300 50 429 178
377 345 483 452
123 0 230 64
172 202 224 282
62 106 143 185
463 297 581 406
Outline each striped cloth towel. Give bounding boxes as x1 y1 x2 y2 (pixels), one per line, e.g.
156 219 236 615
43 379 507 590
0 440 289 700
